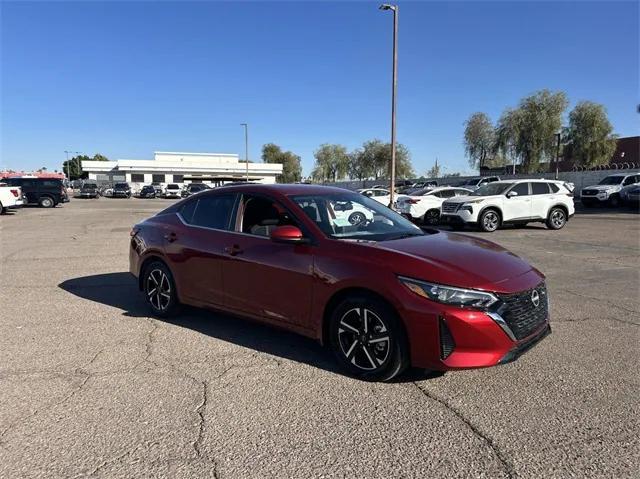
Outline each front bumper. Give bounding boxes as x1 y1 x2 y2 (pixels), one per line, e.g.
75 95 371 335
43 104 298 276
399 271 551 371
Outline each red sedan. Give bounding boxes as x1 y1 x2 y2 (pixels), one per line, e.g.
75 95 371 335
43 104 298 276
130 184 550 381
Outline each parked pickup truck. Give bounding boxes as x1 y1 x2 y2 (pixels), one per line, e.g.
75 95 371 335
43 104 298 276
0 183 24 214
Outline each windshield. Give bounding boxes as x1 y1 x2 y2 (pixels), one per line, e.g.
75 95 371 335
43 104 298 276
470 183 512 196
599 176 624 185
167 184 179 189
83 184 97 189
114 183 128 188
290 192 423 242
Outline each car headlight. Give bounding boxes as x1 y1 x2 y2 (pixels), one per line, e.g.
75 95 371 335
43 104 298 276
398 276 498 309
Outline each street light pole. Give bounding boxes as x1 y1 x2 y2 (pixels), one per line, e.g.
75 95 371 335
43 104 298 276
379 3 398 208
240 123 249 181
64 151 70 183
555 132 561 180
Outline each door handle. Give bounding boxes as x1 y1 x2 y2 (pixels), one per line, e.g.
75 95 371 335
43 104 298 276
164 231 177 242
224 244 243 256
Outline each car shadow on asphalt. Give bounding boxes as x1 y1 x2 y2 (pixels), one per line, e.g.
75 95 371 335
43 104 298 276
59 272 440 383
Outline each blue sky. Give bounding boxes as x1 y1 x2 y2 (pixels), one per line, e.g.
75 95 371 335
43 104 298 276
1 1 638 176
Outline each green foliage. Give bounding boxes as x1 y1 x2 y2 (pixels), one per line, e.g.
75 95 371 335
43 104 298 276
426 160 441 179
311 144 350 182
345 139 413 182
261 143 302 183
62 153 108 180
491 90 568 173
566 101 617 168
464 112 494 169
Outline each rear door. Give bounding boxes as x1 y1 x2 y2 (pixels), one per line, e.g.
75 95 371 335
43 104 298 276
502 182 532 221
530 182 553 219
163 193 239 307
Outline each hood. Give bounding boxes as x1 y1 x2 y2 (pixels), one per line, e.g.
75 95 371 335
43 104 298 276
584 184 620 191
375 231 538 292
442 194 500 204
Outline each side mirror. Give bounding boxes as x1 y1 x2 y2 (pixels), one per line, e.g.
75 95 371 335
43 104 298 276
271 225 306 244
507 191 518 198
363 191 373 197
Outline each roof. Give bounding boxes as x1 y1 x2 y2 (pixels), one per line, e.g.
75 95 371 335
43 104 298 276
217 183 350 196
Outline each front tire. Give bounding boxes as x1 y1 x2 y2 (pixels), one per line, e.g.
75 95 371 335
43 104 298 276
479 209 500 232
546 207 567 230
328 295 409 382
608 195 620 208
143 261 179 317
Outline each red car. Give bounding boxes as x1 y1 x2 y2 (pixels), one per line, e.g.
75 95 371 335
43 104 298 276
130 184 550 381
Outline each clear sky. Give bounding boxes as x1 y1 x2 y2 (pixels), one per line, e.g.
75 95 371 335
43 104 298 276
1 1 638 176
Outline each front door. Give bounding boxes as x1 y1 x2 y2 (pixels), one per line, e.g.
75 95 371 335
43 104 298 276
222 194 315 328
502 182 532 221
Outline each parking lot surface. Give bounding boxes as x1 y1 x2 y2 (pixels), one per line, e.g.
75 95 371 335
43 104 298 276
1 198 638 478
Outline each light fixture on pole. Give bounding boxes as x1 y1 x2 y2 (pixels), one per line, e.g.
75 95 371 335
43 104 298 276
379 3 398 208
240 123 249 181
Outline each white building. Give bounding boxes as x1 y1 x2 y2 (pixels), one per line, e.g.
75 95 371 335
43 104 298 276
82 151 283 186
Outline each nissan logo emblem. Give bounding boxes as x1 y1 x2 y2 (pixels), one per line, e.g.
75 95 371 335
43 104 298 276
531 290 540 308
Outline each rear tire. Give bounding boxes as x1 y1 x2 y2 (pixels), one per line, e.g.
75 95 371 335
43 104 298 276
39 196 54 208
546 207 567 230
328 294 409 382
423 209 440 226
348 212 366 226
142 261 180 317
479 209 500 232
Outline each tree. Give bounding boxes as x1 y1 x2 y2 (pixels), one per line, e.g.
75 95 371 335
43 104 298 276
358 139 413 180
464 112 494 169
426 159 441 178
62 153 109 180
261 143 302 183
312 144 350 182
492 90 568 173
565 101 617 168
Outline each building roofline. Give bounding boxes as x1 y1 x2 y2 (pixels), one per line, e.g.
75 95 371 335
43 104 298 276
154 151 238 157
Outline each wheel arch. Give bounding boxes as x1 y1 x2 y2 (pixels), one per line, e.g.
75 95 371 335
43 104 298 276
138 254 170 291
320 287 409 353
478 205 502 223
547 203 569 218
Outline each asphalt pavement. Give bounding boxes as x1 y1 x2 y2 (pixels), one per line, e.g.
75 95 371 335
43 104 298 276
0 197 638 478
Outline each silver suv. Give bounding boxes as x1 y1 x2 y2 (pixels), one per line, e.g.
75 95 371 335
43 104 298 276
580 173 639 207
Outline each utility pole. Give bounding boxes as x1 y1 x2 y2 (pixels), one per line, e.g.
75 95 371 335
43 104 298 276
555 132 561 180
379 4 398 208
240 123 249 181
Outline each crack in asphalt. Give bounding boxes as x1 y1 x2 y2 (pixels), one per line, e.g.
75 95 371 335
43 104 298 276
413 382 516 479
559 289 640 325
0 347 105 450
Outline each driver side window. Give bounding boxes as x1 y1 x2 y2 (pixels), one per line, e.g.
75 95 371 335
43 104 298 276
239 195 299 238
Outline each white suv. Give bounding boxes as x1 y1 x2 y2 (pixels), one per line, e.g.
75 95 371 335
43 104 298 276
396 186 473 225
440 179 575 232
580 173 639 208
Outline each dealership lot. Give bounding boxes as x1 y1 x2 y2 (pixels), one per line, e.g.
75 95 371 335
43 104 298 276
1 199 638 478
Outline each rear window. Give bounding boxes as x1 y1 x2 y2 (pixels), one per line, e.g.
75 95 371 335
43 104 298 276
115 183 128 188
167 184 179 189
41 180 62 187
531 183 551 195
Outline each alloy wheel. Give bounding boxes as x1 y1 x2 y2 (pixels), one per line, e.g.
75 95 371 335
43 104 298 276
482 211 499 231
425 210 440 225
551 209 565 228
146 268 172 312
348 212 366 226
337 307 391 371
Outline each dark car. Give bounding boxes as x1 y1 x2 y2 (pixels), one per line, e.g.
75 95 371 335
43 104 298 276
112 182 132 198
79 182 99 198
3 177 66 208
130 184 551 381
138 185 156 198
181 183 210 198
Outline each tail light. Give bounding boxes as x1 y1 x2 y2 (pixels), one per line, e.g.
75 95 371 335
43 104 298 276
10 189 19 198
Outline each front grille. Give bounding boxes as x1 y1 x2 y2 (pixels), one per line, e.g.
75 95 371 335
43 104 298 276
581 189 598 196
439 317 456 359
497 283 548 340
442 202 459 214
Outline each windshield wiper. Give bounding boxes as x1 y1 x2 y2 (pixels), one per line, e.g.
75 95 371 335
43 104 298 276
385 232 424 241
